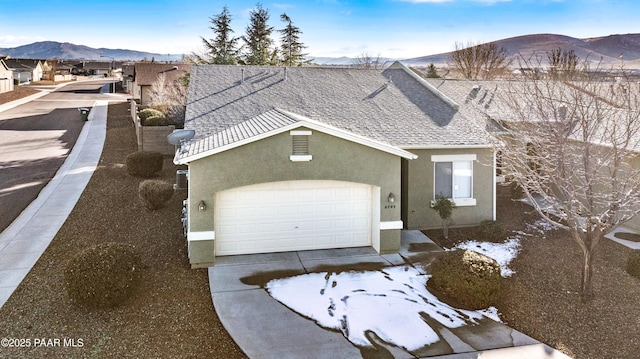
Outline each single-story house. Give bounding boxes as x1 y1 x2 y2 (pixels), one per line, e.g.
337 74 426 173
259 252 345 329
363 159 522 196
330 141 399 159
0 58 14 93
122 64 135 94
176 62 497 268
132 63 191 106
3 58 44 83
425 77 640 234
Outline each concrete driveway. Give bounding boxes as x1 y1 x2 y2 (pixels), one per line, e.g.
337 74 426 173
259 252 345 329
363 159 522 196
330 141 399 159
208 231 570 359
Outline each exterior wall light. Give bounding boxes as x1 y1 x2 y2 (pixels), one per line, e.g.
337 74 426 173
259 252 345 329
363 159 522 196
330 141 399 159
198 200 207 212
388 193 395 204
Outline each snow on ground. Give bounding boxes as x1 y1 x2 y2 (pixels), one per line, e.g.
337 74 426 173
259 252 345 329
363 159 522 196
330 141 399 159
453 238 521 277
266 265 498 351
265 220 556 351
452 218 557 277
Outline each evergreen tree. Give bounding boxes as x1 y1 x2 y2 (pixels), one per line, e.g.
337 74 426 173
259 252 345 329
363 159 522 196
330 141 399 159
242 3 274 65
426 63 440 78
198 6 240 65
278 13 309 67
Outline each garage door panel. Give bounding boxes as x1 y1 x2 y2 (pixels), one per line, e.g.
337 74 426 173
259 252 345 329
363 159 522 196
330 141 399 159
215 181 374 256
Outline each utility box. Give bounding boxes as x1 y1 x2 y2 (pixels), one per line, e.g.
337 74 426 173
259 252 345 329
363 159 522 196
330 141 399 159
78 108 90 121
175 170 188 190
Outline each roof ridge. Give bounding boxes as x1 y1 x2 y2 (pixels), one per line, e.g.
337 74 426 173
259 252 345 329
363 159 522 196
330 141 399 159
388 61 460 110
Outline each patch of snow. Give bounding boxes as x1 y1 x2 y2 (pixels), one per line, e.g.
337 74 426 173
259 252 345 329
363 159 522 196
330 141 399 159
266 266 496 351
533 218 557 231
480 306 501 322
453 238 521 277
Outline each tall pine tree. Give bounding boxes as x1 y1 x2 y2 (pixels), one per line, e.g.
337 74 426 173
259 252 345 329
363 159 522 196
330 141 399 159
278 13 309 67
198 6 240 65
242 3 274 65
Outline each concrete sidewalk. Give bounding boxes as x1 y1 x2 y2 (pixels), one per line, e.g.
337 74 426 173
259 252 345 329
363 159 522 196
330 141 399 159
209 230 572 359
0 100 108 309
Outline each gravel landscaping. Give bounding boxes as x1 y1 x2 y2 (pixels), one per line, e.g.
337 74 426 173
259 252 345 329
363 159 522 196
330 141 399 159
0 102 245 358
426 191 640 359
0 98 638 358
0 86 39 104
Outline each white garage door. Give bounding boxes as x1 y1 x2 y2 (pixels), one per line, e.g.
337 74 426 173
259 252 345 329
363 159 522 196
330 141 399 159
215 180 374 256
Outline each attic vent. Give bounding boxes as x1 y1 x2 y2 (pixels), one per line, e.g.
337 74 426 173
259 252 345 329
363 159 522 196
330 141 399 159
292 135 308 154
289 130 312 162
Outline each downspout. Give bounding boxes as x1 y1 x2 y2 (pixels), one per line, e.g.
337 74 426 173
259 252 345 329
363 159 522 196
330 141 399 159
493 149 497 221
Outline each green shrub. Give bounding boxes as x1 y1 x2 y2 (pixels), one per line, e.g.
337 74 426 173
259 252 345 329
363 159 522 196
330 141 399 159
427 249 501 310
478 220 508 242
64 243 142 309
139 179 174 210
138 108 164 123
626 250 640 279
126 151 163 177
143 115 172 126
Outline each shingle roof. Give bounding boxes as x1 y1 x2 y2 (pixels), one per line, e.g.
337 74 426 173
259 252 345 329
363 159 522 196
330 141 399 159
134 63 191 85
427 78 640 152
184 62 493 148
3 59 41 71
176 107 418 163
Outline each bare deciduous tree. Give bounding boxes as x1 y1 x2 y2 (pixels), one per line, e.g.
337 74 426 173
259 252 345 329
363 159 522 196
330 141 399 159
352 52 386 69
149 72 188 126
496 56 640 301
547 48 580 80
449 41 512 79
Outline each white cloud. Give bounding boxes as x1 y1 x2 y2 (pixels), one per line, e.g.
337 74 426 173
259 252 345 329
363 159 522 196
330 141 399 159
272 3 295 10
0 35 45 47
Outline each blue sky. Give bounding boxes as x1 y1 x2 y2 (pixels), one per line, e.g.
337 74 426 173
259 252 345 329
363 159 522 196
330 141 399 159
0 0 638 59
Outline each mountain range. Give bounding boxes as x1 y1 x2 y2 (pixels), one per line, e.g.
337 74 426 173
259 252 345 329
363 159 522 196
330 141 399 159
0 41 183 61
2 33 640 67
403 33 640 68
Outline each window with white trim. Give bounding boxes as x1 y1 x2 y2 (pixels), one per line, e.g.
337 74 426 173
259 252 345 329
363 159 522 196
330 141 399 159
432 154 476 206
290 130 312 161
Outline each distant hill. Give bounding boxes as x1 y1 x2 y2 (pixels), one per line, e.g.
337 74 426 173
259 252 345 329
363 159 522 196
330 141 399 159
403 33 640 68
0 41 183 61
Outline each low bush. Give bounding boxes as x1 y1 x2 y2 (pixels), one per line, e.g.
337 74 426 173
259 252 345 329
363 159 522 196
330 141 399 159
126 151 163 177
138 108 164 123
626 250 640 279
139 179 174 210
478 220 508 242
427 249 501 310
64 243 142 309
143 115 173 127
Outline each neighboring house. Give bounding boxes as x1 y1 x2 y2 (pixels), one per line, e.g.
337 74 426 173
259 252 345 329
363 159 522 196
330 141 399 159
427 77 640 233
0 58 14 94
176 62 497 268
3 58 44 83
122 63 135 93
132 63 191 106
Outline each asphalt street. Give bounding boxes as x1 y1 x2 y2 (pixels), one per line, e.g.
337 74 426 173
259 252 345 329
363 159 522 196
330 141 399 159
0 80 124 232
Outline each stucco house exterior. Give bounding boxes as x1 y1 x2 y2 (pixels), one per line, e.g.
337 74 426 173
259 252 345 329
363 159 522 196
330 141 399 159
176 62 497 268
0 58 13 94
3 58 44 83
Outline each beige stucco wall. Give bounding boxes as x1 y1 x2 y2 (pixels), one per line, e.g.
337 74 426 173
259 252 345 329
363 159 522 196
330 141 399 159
186 128 405 266
404 147 495 229
0 71 12 93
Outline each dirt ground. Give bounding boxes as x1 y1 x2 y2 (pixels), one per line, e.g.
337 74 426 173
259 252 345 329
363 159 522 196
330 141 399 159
426 186 640 359
0 102 246 358
0 86 40 104
0 97 638 358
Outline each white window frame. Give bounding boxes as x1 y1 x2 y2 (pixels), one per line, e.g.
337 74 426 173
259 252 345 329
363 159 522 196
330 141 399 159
431 154 477 207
